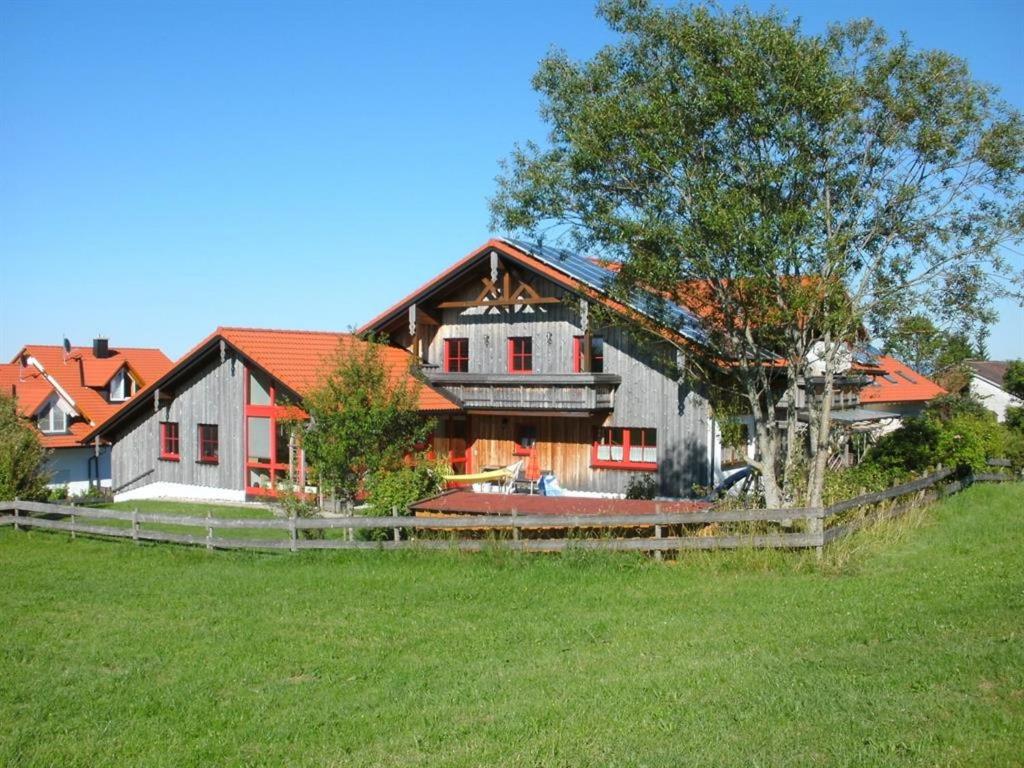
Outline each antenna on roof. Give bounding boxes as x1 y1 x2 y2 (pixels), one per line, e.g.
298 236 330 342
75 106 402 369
62 336 71 364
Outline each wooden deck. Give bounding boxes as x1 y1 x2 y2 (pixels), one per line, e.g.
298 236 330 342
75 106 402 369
410 490 711 516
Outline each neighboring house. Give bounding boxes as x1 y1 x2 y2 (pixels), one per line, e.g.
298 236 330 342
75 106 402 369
1 339 172 493
859 355 946 434
86 327 459 503
963 360 1024 422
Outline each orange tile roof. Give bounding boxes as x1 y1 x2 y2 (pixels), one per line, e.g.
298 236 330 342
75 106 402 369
86 327 458 442
9 344 174 448
0 363 55 417
860 355 945 404
216 327 458 411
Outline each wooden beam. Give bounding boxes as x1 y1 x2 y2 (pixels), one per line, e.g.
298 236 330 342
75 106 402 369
436 296 561 309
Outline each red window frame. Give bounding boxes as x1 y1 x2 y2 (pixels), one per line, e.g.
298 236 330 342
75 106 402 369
508 337 533 373
197 423 219 464
573 335 604 373
444 338 469 373
591 426 657 471
244 367 299 497
159 421 180 461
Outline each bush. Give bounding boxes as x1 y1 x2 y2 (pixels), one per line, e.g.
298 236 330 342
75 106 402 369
1005 406 1024 432
854 398 1008 485
861 418 940 475
625 473 658 500
934 414 1005 473
365 456 449 516
1004 428 1024 471
0 393 49 501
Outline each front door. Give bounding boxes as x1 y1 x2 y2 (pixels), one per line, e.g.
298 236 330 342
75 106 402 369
513 423 540 481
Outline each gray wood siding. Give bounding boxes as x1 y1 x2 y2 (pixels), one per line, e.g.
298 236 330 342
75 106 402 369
110 352 245 493
409 267 713 495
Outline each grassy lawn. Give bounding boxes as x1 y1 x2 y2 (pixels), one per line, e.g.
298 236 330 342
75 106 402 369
1 484 1022 767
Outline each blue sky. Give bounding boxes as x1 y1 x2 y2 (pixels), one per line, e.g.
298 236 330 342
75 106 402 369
2 0 1022 361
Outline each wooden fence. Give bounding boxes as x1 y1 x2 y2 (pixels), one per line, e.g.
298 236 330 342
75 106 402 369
0 461 1015 555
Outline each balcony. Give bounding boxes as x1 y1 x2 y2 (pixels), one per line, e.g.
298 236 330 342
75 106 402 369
422 371 621 413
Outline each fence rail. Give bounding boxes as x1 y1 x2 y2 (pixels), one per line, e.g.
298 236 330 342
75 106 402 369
0 460 1015 554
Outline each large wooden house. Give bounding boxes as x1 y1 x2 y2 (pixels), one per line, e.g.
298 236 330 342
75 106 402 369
360 239 719 496
86 327 458 502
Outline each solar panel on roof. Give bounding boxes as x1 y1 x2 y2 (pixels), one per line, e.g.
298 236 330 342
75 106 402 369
502 238 708 344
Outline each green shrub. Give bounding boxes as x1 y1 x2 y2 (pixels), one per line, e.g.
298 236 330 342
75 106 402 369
1003 428 1024 471
0 393 50 501
365 456 449 516
625 473 658 500
934 413 1005 473
861 418 940 475
1005 406 1024 432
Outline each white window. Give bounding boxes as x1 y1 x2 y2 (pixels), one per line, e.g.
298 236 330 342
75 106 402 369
37 403 69 434
108 368 134 402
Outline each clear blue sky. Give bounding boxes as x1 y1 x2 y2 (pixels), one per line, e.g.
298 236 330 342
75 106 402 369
2 0 1022 361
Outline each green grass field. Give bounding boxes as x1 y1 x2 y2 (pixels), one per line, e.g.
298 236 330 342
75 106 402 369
2 484 1022 767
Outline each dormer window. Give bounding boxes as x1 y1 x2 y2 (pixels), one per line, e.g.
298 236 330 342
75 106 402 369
37 402 69 434
108 368 135 402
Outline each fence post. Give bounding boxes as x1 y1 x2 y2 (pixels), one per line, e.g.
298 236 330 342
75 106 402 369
131 508 139 544
289 515 297 553
808 508 823 557
70 511 76 540
653 503 663 561
13 498 19 532
392 506 400 543
206 510 213 551
511 507 519 543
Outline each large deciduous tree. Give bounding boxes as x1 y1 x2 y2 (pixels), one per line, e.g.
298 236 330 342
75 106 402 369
301 338 434 507
0 392 50 501
491 0 1024 508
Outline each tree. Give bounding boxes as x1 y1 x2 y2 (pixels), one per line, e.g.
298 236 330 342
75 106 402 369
0 392 50 501
491 0 1024 507
300 338 434 507
1004 360 1024 399
883 314 978 376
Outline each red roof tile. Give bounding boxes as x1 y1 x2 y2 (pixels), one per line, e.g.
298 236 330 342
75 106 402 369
860 355 945 404
0 363 55 417
8 344 174 448
217 327 458 411
87 327 458 443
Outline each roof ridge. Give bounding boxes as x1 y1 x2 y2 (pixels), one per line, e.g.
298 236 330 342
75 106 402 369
217 326 355 337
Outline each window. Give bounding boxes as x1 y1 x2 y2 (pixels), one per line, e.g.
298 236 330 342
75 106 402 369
591 427 657 470
108 368 134 402
247 369 272 405
247 416 272 463
197 424 219 464
508 337 533 373
444 338 469 373
244 366 301 497
514 424 537 456
37 403 69 434
573 335 604 373
160 421 180 460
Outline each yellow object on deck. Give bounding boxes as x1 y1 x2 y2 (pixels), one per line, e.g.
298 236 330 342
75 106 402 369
443 468 514 484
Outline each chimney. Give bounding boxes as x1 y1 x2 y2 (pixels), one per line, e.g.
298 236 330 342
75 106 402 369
93 337 110 359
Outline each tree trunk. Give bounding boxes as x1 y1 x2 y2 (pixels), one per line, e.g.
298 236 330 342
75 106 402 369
806 341 837 509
